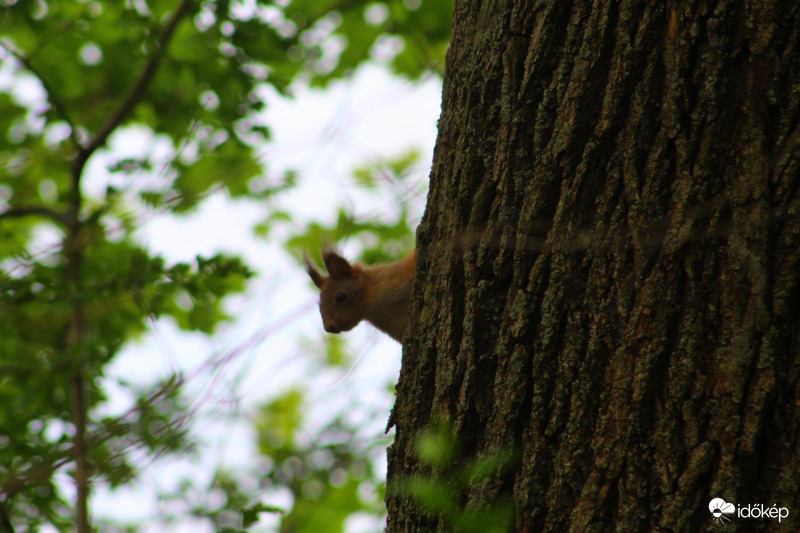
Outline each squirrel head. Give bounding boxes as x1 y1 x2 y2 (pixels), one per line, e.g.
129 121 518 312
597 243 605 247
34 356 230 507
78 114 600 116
304 248 367 335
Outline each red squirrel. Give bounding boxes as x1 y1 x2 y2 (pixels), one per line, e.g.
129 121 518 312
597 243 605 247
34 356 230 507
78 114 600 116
304 247 415 343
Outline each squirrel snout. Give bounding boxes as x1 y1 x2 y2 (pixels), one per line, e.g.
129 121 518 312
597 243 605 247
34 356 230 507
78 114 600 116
324 323 342 334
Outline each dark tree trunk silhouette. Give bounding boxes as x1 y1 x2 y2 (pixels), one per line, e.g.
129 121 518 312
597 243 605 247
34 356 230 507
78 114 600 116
386 1 800 532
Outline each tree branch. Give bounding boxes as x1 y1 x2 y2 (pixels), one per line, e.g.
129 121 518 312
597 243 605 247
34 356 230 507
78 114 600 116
0 40 82 150
0 497 14 533
0 206 68 227
69 372 90 533
71 0 194 187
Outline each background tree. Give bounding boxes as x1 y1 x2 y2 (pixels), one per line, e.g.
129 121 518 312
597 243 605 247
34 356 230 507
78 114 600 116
388 1 800 532
0 0 449 531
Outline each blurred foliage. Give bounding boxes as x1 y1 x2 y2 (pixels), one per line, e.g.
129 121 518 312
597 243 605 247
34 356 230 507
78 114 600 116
287 148 422 269
403 422 517 533
0 0 446 530
255 389 388 533
277 0 451 84
150 388 389 532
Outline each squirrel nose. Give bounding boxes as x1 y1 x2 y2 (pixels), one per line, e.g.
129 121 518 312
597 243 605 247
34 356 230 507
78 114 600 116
325 323 341 334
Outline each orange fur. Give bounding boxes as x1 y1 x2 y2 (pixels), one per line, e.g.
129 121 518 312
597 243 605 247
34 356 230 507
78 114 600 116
305 249 415 343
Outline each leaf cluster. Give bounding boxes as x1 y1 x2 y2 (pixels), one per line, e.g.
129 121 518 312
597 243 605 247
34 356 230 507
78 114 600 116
161 388 390 532
0 242 252 523
253 388 388 532
277 0 452 85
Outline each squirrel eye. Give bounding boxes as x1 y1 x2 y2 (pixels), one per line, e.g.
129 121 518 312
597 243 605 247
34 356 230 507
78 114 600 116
334 291 348 304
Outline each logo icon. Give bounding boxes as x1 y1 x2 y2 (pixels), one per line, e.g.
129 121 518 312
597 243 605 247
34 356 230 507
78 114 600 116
709 498 736 524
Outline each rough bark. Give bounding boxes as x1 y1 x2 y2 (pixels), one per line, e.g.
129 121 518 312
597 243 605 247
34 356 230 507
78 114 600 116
386 1 800 532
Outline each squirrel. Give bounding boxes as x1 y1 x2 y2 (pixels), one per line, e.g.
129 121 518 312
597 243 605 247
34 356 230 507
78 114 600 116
304 247 415 343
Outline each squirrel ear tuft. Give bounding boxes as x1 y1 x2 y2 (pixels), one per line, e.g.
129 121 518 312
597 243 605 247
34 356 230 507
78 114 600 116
322 249 355 280
303 251 326 288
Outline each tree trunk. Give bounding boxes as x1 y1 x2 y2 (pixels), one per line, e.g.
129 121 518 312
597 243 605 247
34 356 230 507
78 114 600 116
386 1 800 532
